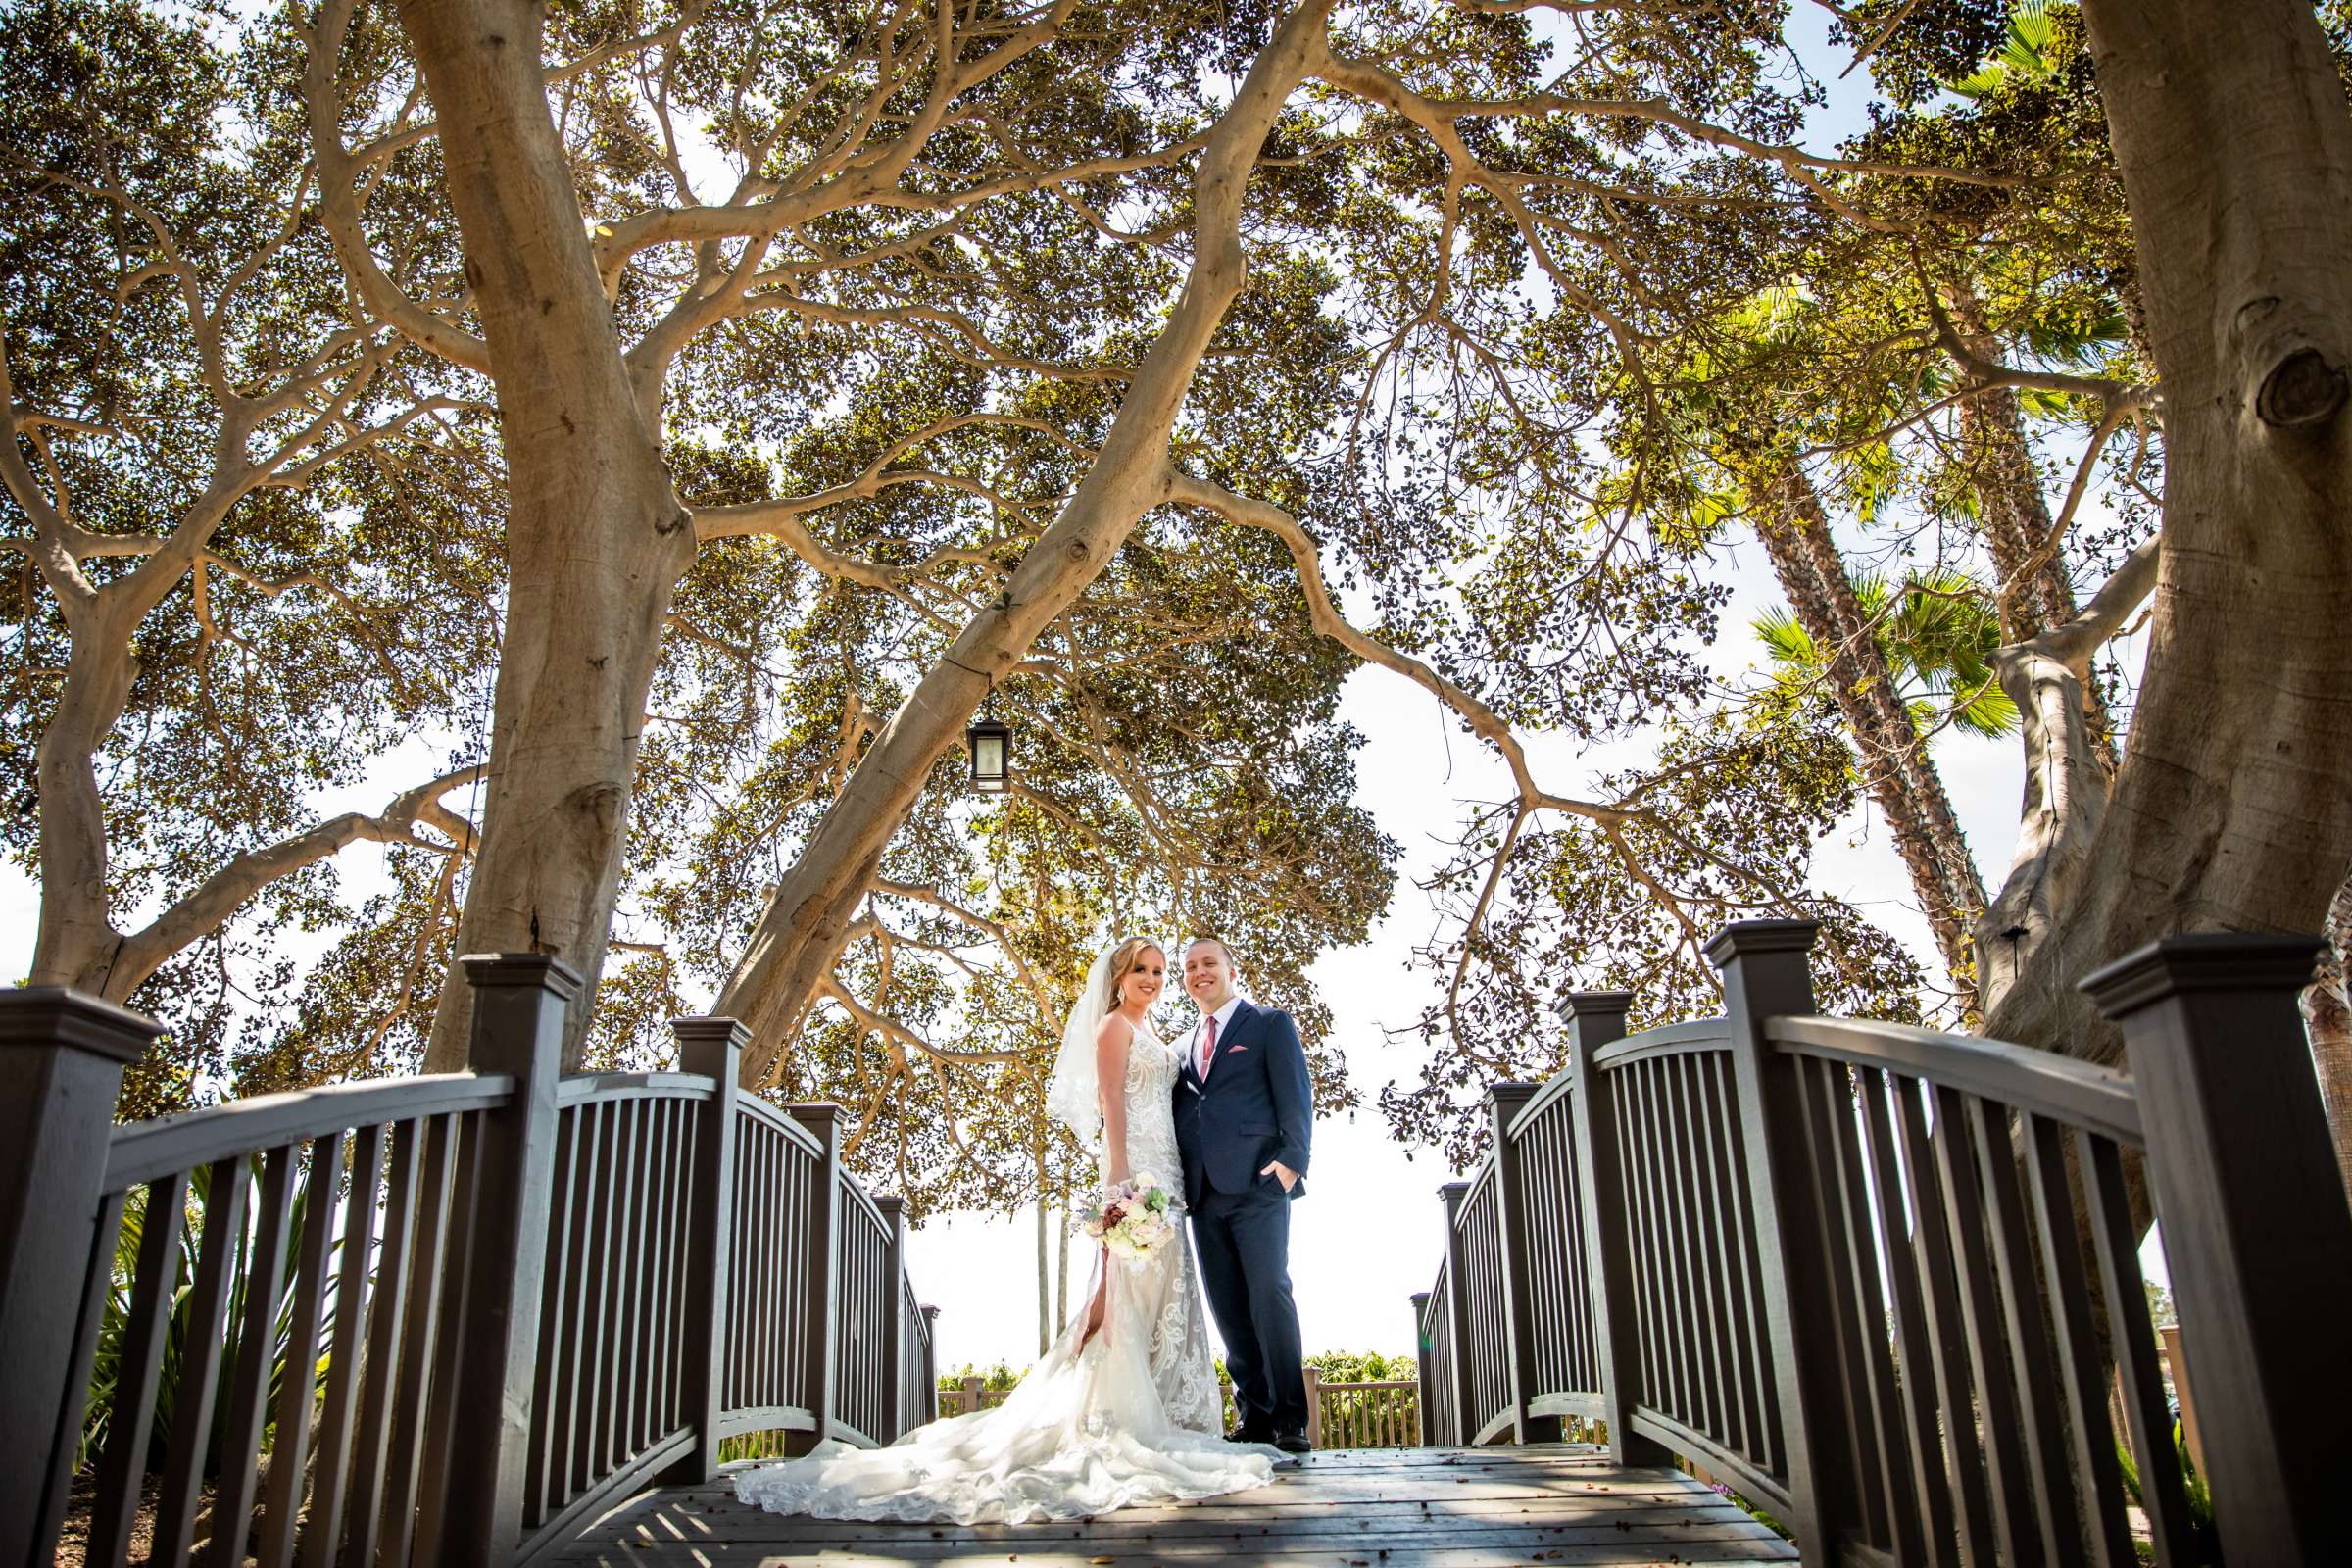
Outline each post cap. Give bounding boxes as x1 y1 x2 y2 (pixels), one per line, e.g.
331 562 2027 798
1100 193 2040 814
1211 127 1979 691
787 1100 845 1139
670 1015 750 1050
1701 919 1821 968
874 1193 906 1219
1439 1178 1472 1211
1552 991 1635 1025
2080 932 2329 1019
1489 1080 1543 1109
0 987 167 1063
459 952 586 1001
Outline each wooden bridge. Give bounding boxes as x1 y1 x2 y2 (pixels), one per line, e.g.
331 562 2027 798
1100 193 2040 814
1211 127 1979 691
3 923 2350 1566
1407 922 2352 1566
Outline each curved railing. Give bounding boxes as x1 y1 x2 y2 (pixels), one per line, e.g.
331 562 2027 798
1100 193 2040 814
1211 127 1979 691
2 958 939 1568
1410 921 2352 1568
1762 1012 2158 1567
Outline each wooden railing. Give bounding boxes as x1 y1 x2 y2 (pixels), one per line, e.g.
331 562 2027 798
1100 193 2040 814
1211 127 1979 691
938 1369 1421 1451
1411 921 2352 1567
1305 1374 1419 1450
0 955 939 1568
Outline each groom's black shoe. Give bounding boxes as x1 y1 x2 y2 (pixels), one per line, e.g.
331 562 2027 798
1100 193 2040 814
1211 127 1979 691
1227 1426 1274 1445
1273 1428 1312 1455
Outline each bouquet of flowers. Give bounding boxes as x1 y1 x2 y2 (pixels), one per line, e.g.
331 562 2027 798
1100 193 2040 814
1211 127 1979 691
1077 1173 1176 1263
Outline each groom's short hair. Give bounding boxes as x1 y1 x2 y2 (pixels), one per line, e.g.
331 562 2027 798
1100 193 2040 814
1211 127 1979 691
1184 935 1235 966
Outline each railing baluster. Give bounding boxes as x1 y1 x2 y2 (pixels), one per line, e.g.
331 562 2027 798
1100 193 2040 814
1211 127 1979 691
1930 1087 2040 1567
257 1134 345 1568
376 1110 458 1566
154 1154 253 1565
408 1105 484 1561
306 1122 387 1568
207 1141 301 1568
1806 1055 1917 1562
1615 1057 1667 1421
2079 1133 2197 1564
1707 1050 1771 1473
527 1105 581 1522
346 1116 427 1567
600 1097 641 1473
877 1195 907 1442
1668 1054 1729 1449
1965 1096 2081 1568
89 1172 190 1568
1556 993 1665 1466
2020 1113 2132 1568
1890 1075 1997 1564
1486 1082 1554 1443
1856 1066 1959 1564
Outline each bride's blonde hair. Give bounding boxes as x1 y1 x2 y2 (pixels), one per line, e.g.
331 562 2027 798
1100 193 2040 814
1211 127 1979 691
1103 937 1163 1010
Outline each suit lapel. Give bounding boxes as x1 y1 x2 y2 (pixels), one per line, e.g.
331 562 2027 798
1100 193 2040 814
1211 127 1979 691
1202 999 1255 1090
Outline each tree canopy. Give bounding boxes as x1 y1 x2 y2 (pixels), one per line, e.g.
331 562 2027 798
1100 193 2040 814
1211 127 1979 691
10 0 2352 1196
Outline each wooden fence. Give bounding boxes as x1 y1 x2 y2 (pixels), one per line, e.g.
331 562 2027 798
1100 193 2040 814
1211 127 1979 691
936 1369 1420 1451
1412 922 2352 1567
0 955 938 1568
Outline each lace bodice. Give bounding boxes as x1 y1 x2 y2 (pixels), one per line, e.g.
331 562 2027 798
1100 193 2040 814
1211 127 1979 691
1104 1026 1185 1196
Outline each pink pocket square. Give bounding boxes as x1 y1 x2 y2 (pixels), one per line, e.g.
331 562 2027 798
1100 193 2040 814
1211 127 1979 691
1225 1045 1249 1054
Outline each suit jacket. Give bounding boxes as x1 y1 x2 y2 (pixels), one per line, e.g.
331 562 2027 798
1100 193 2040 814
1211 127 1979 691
1171 997 1313 1208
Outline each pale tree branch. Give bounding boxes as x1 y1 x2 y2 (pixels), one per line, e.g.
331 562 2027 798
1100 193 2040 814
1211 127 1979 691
96 763 486 999
1975 537 2162 1013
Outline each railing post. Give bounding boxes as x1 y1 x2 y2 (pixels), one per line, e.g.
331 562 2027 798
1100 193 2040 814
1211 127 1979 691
667 1015 745 1482
0 989 164 1568
1486 1081 1555 1444
1303 1364 1323 1449
786 1102 844 1454
1408 1292 1434 1447
1558 991 1670 1467
429 953 576 1567
2082 934 2352 1566
919 1304 941 1423
1709 919 1848 1568
960 1374 983 1418
1438 1180 1478 1446
875 1194 907 1441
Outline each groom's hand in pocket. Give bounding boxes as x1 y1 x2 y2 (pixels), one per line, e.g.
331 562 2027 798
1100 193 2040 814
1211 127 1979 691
1259 1159 1298 1193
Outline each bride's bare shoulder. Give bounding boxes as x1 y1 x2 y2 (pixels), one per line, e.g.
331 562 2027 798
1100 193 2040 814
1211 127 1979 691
1094 1011 1136 1051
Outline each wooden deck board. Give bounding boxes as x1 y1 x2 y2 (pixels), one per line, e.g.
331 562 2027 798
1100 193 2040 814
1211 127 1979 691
556 1445 1799 1565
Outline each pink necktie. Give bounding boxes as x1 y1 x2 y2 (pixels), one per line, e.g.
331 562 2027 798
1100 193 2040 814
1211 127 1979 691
1198 1015 1218 1080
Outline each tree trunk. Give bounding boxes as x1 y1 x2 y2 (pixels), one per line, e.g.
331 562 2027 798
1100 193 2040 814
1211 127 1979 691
1755 469 1987 1000
1946 281 2121 771
1985 0 2352 1072
31 612 136 990
391 0 696 1070
715 0 1336 1081
2300 865 2352 1201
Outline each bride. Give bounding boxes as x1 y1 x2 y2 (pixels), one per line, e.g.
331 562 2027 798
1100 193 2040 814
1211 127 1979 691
732 938 1281 1524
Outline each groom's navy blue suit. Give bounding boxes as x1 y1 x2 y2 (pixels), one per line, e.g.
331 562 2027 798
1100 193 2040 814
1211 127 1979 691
1172 997 1312 1439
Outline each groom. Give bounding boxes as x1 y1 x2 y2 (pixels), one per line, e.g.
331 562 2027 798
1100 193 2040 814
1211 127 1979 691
1171 936 1314 1453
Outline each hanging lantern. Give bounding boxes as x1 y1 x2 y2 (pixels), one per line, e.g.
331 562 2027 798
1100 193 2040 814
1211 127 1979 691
966 713 1012 794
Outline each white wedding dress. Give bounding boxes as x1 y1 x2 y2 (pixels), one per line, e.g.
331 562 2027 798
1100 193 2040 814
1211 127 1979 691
732 1022 1276 1524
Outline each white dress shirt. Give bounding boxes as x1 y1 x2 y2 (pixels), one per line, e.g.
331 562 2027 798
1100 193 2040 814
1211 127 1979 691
1191 995 1245 1079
